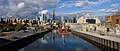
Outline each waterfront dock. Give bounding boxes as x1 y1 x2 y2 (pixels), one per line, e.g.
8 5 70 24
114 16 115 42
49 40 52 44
71 29 120 51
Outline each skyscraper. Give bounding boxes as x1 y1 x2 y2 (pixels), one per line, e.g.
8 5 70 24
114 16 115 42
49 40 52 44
61 15 64 23
43 14 45 21
73 17 76 23
40 14 43 22
46 14 50 22
0 18 3 23
52 9 55 20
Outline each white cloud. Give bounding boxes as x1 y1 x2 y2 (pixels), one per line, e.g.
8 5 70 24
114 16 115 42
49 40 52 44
59 0 110 8
0 0 59 17
97 9 106 12
17 2 25 9
38 10 49 14
75 0 110 8
106 8 113 12
111 3 119 7
58 3 73 8
111 10 119 12
75 1 89 7
61 10 96 16
41 10 49 14
106 8 120 13
79 10 96 13
24 0 58 8
99 0 110 3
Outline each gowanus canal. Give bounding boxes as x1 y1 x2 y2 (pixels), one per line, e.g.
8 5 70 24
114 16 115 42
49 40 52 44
19 30 100 51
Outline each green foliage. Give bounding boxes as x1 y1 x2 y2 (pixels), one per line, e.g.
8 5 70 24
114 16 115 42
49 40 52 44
38 25 44 29
15 24 24 31
3 24 14 30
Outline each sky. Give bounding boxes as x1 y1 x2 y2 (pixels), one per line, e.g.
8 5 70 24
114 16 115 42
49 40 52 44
0 0 120 18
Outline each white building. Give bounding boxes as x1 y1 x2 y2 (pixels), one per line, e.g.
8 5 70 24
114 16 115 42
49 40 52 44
77 16 101 24
61 15 64 23
77 16 86 24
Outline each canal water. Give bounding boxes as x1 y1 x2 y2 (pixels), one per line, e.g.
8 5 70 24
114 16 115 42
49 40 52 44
19 30 99 51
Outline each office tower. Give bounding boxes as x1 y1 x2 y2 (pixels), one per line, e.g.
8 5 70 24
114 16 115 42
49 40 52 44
36 16 38 21
46 14 50 22
0 18 3 23
61 15 64 23
52 9 55 20
37 16 40 20
38 14 42 22
43 14 45 21
73 17 76 23
5 18 11 23
43 14 47 22
12 18 17 23
40 14 44 22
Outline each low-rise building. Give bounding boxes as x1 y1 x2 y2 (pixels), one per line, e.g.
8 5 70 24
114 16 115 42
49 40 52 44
77 16 101 24
106 14 120 29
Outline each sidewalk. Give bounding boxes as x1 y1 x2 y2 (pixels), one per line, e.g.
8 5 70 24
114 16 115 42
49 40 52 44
74 29 120 43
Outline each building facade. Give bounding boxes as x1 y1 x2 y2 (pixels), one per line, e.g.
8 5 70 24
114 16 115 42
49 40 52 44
106 14 120 29
77 16 101 24
52 9 55 20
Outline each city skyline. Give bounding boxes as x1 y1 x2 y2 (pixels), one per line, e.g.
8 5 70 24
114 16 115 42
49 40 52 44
0 0 120 51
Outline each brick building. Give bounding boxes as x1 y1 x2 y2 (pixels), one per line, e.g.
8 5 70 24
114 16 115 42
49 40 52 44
106 14 120 29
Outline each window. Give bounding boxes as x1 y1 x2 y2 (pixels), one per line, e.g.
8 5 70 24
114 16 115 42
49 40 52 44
116 19 119 24
86 19 96 24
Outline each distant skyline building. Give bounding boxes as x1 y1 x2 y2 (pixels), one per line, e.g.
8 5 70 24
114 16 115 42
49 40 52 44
46 14 50 22
43 14 45 21
61 15 64 23
68 15 73 23
39 15 42 22
73 17 77 23
40 14 44 22
5 18 11 23
0 18 3 23
52 9 55 20
36 16 38 21
38 13 49 23
37 16 40 20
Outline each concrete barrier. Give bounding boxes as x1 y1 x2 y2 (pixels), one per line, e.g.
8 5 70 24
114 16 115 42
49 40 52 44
0 29 52 51
71 30 120 51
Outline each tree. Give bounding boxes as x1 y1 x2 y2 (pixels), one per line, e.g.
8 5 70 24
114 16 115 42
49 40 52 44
15 24 24 31
3 24 15 31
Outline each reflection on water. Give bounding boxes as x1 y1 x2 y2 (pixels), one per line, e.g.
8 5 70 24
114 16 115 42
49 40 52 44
19 30 99 51
52 35 55 44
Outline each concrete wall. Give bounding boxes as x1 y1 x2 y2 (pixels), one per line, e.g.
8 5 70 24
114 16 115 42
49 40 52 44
0 29 52 51
72 31 120 51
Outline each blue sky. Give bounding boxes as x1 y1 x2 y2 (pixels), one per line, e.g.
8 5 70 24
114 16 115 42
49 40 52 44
50 0 120 16
0 0 120 18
